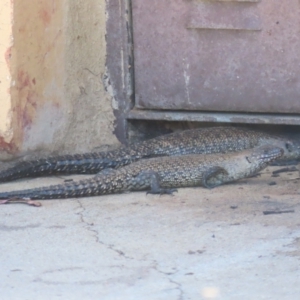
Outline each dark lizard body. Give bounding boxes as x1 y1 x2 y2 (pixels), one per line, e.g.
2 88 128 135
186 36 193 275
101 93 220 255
0 127 298 184
0 145 283 200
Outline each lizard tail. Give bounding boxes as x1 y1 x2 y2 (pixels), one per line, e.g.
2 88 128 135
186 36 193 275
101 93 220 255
0 174 126 200
0 149 138 183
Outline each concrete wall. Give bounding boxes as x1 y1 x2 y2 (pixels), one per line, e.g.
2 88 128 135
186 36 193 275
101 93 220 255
0 0 13 152
0 0 118 160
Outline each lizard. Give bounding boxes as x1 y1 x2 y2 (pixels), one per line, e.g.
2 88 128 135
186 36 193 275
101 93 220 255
0 126 298 184
0 144 283 201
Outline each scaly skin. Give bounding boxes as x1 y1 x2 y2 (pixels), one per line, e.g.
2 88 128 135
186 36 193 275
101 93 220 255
0 127 297 183
0 145 283 200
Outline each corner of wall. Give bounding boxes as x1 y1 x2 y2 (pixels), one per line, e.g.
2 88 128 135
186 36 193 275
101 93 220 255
0 0 119 160
0 0 14 157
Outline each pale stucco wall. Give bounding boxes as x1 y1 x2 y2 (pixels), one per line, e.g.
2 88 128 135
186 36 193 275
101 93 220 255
0 0 118 160
0 0 13 146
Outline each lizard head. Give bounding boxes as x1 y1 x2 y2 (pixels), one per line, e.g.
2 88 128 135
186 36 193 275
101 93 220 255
246 145 284 165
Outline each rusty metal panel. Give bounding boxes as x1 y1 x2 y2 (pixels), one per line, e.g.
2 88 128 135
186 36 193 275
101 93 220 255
132 0 300 113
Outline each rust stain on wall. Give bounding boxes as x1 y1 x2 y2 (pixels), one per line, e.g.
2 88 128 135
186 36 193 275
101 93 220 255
9 0 65 153
14 70 38 130
5 47 12 66
0 136 16 154
39 8 52 26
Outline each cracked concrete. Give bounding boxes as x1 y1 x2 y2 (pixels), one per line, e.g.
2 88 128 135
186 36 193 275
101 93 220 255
0 165 300 299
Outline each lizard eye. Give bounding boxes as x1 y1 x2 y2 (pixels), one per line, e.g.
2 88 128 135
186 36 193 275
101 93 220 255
285 142 293 153
246 156 251 163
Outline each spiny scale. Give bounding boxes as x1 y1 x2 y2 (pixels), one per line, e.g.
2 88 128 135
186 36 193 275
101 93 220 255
0 127 297 183
0 145 283 200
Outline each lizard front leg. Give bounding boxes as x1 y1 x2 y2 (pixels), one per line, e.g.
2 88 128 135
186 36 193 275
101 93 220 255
133 171 177 195
202 166 228 189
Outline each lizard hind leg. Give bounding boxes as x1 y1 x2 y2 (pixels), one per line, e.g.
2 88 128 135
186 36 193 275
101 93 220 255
202 166 229 189
134 171 177 195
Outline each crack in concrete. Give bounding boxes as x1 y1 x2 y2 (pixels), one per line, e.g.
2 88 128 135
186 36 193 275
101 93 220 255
152 264 184 300
75 200 134 260
169 278 184 300
0 223 41 231
75 201 185 296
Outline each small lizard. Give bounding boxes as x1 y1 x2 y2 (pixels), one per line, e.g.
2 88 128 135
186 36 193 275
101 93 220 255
0 144 283 201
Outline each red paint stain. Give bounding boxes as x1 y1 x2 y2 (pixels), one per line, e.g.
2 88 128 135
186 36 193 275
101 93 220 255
39 8 52 26
13 104 32 133
17 70 31 89
21 110 32 129
0 136 17 153
26 90 38 109
5 47 12 67
21 91 38 130
15 70 39 133
18 27 26 34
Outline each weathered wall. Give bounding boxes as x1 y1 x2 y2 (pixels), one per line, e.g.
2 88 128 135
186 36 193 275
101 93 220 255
9 1 66 157
0 0 118 160
63 0 118 153
0 0 13 151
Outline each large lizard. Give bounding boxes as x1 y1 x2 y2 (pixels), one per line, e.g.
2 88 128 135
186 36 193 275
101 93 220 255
0 144 283 201
0 127 297 183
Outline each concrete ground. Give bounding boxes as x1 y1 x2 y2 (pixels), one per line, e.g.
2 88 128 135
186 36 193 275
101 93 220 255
0 165 300 300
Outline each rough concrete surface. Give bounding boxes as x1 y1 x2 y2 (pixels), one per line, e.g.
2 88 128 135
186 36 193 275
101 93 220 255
0 165 300 300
